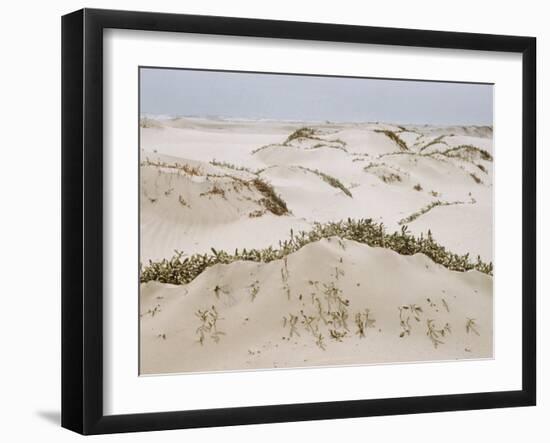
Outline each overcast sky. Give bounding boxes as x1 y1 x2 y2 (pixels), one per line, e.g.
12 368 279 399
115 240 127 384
140 68 493 125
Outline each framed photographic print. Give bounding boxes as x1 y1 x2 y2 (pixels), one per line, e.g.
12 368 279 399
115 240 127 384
61 8 536 434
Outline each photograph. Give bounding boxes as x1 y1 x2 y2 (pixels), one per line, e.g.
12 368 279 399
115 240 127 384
138 67 494 375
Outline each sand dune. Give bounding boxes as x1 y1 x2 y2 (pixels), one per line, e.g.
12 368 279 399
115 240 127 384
139 117 494 373
141 238 492 374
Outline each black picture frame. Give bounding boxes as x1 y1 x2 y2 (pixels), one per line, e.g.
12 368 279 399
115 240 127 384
61 8 536 435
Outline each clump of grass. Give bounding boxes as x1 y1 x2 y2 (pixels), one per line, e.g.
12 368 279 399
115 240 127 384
298 166 352 197
141 159 202 176
322 282 349 319
178 195 189 207
210 159 258 175
333 266 345 280
299 311 327 350
329 329 347 342
300 311 319 334
398 304 423 338
440 145 493 162
355 309 376 338
200 184 226 199
144 158 290 214
470 173 483 184
284 127 318 144
426 319 451 348
309 281 349 344
281 127 348 152
279 279 353 349
252 178 289 215
381 173 402 183
364 162 405 183
466 318 480 335
142 304 161 318
374 129 408 151
413 183 423 191
195 306 224 345
212 282 230 298
315 333 327 350
477 163 488 173
140 218 493 285
248 209 264 218
282 313 300 337
248 280 260 301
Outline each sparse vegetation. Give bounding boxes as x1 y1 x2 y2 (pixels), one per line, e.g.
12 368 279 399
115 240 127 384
200 184 226 199
426 319 451 348
178 195 189 207
381 173 402 183
284 127 318 144
251 143 282 155
248 280 260 301
210 159 259 175
212 283 230 298
298 166 353 197
355 309 376 338
329 329 347 342
142 304 161 318
195 306 224 345
466 318 480 335
470 173 483 184
413 183 423 191
248 209 264 218
476 163 488 173
398 198 474 225
364 162 405 183
374 129 408 151
140 218 493 286
141 158 202 176
252 178 290 215
142 158 291 215
419 135 448 152
398 304 423 338
283 313 300 337
440 145 493 162
305 142 348 153
281 257 291 299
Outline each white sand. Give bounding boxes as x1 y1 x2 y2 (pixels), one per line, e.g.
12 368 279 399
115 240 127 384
139 118 493 374
141 238 492 374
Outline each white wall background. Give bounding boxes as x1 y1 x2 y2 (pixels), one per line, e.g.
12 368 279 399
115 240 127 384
0 1 545 441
